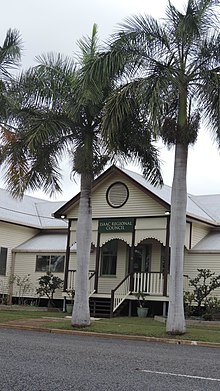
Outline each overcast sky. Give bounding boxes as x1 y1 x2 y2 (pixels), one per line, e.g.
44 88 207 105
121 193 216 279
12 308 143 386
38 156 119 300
1 0 220 200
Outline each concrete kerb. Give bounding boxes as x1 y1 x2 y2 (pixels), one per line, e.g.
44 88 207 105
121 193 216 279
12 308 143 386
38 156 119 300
0 320 220 349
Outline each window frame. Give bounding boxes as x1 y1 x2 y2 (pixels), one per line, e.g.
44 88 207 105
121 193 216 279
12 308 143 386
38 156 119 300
35 254 65 273
100 240 118 277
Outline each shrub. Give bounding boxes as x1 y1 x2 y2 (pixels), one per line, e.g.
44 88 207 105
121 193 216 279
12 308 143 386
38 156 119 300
184 291 195 317
189 269 220 310
36 272 63 307
203 297 220 321
184 269 220 317
9 274 33 305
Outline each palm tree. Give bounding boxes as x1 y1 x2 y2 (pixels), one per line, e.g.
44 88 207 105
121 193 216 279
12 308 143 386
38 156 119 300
0 25 162 327
91 0 220 334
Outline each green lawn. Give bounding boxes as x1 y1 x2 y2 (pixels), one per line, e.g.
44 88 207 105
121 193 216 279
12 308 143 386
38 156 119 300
41 317 220 343
0 309 65 322
1 309 220 344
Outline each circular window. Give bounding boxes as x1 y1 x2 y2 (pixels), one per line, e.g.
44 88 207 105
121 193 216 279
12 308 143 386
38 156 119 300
106 182 129 208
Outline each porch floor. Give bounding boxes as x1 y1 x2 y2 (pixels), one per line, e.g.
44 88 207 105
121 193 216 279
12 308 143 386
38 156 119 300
91 293 169 302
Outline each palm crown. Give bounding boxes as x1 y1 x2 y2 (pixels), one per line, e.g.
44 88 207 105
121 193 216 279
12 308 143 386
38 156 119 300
0 24 163 197
96 0 220 147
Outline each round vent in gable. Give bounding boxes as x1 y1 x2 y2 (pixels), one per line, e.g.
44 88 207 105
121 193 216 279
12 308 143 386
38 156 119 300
106 182 129 208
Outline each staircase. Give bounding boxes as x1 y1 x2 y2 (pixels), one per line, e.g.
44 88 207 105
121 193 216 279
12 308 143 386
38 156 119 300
89 297 111 318
89 297 129 318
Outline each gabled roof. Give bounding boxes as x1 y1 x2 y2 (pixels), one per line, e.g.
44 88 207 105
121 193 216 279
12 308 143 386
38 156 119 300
1 166 220 229
0 188 67 229
53 165 169 218
54 165 219 225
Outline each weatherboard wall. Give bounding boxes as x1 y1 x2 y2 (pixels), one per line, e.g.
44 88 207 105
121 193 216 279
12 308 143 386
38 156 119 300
191 223 210 248
184 251 220 299
13 252 65 300
0 222 38 295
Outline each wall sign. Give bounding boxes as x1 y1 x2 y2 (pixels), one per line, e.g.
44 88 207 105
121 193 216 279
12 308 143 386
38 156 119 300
98 218 134 233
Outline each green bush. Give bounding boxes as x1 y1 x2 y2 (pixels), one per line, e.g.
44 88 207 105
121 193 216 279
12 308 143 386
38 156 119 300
184 269 220 317
36 272 63 307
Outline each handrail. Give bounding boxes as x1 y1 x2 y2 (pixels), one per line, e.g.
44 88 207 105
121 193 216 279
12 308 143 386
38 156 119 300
111 273 132 316
88 271 96 296
89 271 96 279
111 273 133 294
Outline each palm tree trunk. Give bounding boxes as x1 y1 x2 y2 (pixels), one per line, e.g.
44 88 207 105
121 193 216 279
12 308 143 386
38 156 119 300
71 172 92 327
166 142 187 334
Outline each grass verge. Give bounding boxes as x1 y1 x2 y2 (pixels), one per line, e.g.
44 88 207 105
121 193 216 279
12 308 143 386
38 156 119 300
41 317 220 343
1 309 220 344
0 309 65 322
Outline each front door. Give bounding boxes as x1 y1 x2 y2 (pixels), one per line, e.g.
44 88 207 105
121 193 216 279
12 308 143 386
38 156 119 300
133 244 152 273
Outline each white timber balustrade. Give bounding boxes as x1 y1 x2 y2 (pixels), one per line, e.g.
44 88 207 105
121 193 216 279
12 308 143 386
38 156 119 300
133 272 164 295
67 270 96 296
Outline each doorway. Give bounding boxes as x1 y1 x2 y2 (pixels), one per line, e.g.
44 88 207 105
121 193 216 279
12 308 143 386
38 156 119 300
133 244 152 273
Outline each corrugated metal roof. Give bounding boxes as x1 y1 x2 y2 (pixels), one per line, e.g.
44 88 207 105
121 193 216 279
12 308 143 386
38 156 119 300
121 168 217 224
14 233 76 252
191 231 220 251
0 188 67 228
189 195 220 223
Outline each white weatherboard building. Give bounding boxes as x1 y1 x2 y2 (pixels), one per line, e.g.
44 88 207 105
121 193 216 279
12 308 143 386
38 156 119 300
1 165 220 316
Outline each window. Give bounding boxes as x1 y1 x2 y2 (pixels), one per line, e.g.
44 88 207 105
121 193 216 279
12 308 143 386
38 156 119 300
106 182 129 208
0 247 8 276
101 240 117 276
36 255 64 273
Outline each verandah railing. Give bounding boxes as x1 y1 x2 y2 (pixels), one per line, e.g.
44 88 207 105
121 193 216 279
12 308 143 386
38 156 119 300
110 272 166 315
133 272 164 295
132 272 190 295
66 269 96 297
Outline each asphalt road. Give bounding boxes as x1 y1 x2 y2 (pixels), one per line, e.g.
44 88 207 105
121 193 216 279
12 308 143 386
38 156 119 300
0 329 220 391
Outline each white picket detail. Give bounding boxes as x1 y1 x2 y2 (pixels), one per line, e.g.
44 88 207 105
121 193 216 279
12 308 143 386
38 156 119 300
67 270 96 297
133 272 164 295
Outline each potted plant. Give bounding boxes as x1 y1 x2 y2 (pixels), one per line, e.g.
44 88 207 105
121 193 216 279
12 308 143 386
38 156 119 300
135 291 149 317
66 289 75 314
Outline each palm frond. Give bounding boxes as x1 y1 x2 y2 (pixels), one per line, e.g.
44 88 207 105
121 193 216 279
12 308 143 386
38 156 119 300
77 24 99 63
196 69 220 138
0 29 22 80
0 125 64 197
